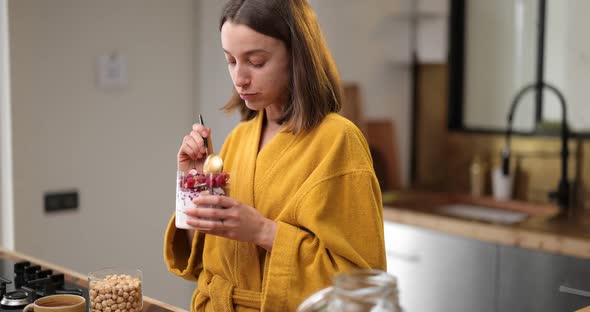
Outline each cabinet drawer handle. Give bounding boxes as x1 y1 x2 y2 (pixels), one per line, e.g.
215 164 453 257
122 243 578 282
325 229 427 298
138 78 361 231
559 285 590 298
386 250 420 263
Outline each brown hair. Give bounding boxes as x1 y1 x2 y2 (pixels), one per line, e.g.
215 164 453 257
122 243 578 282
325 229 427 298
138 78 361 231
220 0 343 133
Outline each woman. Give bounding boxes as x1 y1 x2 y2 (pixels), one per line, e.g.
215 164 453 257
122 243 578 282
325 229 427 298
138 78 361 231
164 0 386 311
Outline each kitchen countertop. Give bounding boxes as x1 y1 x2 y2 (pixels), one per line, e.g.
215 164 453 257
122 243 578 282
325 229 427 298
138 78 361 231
0 248 187 312
383 191 590 260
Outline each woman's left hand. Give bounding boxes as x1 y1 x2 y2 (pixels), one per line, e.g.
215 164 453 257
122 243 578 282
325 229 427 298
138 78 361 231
185 195 277 252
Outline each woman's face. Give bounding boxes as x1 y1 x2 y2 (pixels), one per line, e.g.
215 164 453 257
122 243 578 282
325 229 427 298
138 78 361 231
221 21 290 115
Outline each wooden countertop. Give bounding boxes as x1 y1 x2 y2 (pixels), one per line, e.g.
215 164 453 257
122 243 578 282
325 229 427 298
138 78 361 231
0 248 187 312
383 191 590 260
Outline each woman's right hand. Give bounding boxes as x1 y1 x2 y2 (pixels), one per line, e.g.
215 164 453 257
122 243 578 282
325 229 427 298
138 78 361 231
177 124 211 173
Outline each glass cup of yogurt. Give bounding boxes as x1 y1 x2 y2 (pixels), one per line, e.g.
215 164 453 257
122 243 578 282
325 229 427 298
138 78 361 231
175 169 229 229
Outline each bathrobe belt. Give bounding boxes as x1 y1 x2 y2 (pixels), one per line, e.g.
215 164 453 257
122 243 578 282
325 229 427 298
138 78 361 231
198 274 261 311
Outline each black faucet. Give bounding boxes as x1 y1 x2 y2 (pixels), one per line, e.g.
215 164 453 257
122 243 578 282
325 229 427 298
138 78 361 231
503 81 570 217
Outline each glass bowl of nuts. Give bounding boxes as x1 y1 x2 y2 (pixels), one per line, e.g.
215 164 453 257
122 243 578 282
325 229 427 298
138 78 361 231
88 268 142 312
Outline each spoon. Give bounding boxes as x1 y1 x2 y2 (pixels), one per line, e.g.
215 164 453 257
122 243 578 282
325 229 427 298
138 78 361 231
198 114 224 174
203 154 224 174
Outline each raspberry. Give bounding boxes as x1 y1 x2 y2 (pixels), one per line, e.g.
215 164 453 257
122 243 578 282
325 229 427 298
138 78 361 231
205 175 216 188
216 174 227 188
186 176 196 189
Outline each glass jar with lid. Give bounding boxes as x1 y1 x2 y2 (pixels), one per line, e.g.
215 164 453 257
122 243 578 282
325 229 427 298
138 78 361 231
88 267 142 312
297 269 401 312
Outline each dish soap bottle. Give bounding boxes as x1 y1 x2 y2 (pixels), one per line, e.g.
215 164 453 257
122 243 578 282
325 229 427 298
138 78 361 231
470 155 486 197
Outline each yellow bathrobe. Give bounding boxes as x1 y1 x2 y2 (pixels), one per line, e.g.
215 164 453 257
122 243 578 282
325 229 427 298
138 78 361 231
164 112 386 311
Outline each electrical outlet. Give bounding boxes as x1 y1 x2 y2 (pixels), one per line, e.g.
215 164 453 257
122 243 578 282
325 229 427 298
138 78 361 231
44 190 79 213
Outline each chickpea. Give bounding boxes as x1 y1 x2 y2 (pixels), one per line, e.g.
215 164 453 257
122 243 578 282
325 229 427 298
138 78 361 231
90 274 142 312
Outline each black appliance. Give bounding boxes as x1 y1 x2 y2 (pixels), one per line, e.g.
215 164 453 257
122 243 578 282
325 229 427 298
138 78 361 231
0 259 88 311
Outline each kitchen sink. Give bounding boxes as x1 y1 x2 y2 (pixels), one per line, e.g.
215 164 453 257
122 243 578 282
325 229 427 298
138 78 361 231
437 203 530 225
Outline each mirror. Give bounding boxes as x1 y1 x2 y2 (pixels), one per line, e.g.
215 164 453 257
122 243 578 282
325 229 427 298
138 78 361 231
448 0 590 136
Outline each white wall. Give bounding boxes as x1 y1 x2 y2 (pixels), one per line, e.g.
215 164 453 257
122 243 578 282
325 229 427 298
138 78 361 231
195 0 240 152
417 0 449 64
0 0 13 249
8 0 196 309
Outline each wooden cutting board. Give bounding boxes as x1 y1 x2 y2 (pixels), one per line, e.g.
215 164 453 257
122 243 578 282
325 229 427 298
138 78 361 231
367 120 401 191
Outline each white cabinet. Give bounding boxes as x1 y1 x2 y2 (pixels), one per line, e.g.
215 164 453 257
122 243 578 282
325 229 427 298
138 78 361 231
384 221 497 312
